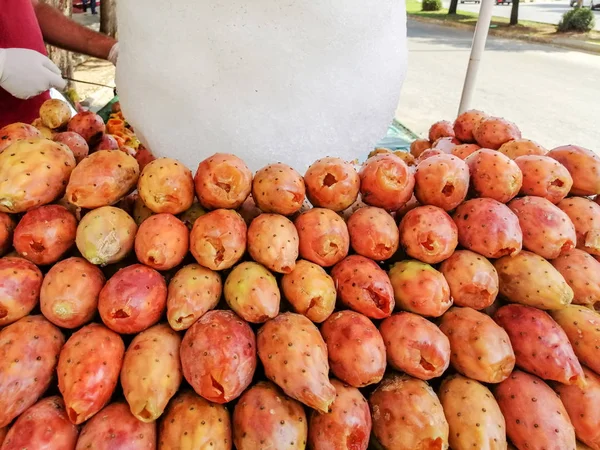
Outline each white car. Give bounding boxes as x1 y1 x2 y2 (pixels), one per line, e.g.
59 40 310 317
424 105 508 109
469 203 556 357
570 0 600 8
459 0 481 3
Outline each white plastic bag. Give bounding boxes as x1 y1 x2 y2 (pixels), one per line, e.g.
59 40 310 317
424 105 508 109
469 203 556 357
116 0 407 173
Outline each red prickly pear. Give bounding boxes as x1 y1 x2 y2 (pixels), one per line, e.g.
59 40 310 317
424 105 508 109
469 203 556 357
453 198 523 258
494 304 585 387
429 120 455 142
233 381 307 450
551 305 600 376
58 323 124 425
134 146 156 172
13 204 77 265
466 149 523 203
67 150 139 208
54 131 89 163
321 311 386 387
440 306 515 383
494 250 574 310
416 148 444 164
252 163 306 215
399 205 458 264
0 122 41 153
190 209 247 271
67 110 105 146
0 213 15 256
473 117 521 150
134 213 189 271
439 374 507 450
181 310 256 404
75 402 157 450
410 138 432 158
370 374 449 450
121 324 182 422
159 391 232 450
547 145 600 196
347 206 399 261
295 208 349 267
379 312 450 380
237 194 262 226
551 249 600 309
388 260 452 318
304 157 360 211
359 153 415 211
167 264 222 331
247 213 299 273
508 196 576 259
138 157 195 214
558 197 600 256
516 155 573 204
194 153 252 210
93 133 119 151
0 256 43 326
415 154 470 211
0 138 75 213
451 143 481 160
224 261 280 323
432 136 461 154
332 255 395 319
499 138 547 159
453 109 488 143
40 256 105 329
257 312 335 412
281 259 336 323
0 316 64 427
494 370 576 450
98 264 167 334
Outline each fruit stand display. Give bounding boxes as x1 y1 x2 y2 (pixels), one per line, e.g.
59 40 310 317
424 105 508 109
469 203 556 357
1 99 600 450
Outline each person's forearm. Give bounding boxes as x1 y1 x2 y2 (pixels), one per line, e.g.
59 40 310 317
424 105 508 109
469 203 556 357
32 1 116 60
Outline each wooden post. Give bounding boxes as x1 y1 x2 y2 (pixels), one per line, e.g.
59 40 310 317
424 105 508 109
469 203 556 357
100 0 118 38
41 0 73 86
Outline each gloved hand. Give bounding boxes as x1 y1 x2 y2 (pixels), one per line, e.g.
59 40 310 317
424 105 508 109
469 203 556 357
0 48 67 100
108 42 119 65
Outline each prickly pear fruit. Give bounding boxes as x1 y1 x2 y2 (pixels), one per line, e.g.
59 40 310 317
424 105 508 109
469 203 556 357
0 256 42 326
0 213 15 256
509 196 576 259
433 136 461 154
473 117 521 150
1 396 78 450
416 148 445 163
415 153 470 211
190 209 247 271
138 157 195 214
181 310 256 404
516 155 573 204
453 198 523 258
498 138 547 159
134 213 189 271
551 305 600 376
258 312 335 412
281 259 336 323
58 323 124 424
54 131 89 162
429 120 455 142
359 153 415 211
31 118 54 139
0 138 75 213
379 312 450 380
40 98 71 129
548 145 600 196
466 149 523 203
194 153 252 210
558 197 600 256
75 402 157 450
494 304 585 387
439 374 507 450
410 139 432 158
295 208 349 267
494 250 574 310
224 261 280 323
452 143 481 160
0 122 41 153
94 133 120 151
40 256 105 329
247 213 299 273
0 316 64 427
304 157 360 211
233 381 307 450
388 260 452 317
347 206 399 261
121 324 182 422
131 193 155 225
237 194 262 226
495 371 576 450
370 374 449 450
67 110 105 146
551 249 600 309
453 109 488 143
159 390 232 450
167 264 222 331
440 306 515 383
399 205 458 264
252 163 306 215
332 255 395 319
178 201 206 230
99 264 167 334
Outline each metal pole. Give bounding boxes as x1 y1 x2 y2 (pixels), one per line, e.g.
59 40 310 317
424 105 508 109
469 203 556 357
458 0 494 115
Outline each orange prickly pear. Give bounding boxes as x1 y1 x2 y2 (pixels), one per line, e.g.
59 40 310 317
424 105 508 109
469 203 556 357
498 138 547 159
466 149 523 203
429 120 455 142
551 249 600 309
516 155 572 204
0 213 15 256
359 153 415 211
453 109 488 143
451 143 481 160
347 206 399 261
304 157 360 211
410 138 432 157
558 197 600 256
138 157 195 214
0 122 42 153
54 131 89 162
252 163 306 215
0 256 43 326
134 213 189 271
473 116 521 150
547 145 600 196
247 213 299 273
194 153 252 210
414 153 470 211
295 208 349 267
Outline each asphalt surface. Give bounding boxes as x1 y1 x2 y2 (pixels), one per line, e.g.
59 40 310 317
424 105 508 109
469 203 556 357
395 20 600 151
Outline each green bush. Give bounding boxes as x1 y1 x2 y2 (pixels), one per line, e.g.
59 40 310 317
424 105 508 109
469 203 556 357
422 0 442 11
558 7 595 32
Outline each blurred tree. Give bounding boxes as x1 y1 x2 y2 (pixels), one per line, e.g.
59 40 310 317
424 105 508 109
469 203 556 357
510 0 520 25
449 0 459 14
41 0 73 84
100 0 117 37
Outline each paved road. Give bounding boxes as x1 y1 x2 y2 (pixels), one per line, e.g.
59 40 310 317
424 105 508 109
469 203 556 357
395 20 600 151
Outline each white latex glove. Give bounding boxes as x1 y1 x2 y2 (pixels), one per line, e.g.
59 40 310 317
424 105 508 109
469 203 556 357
0 48 67 100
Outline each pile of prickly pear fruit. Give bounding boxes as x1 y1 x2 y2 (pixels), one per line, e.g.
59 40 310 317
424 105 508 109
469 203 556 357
1 101 600 450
